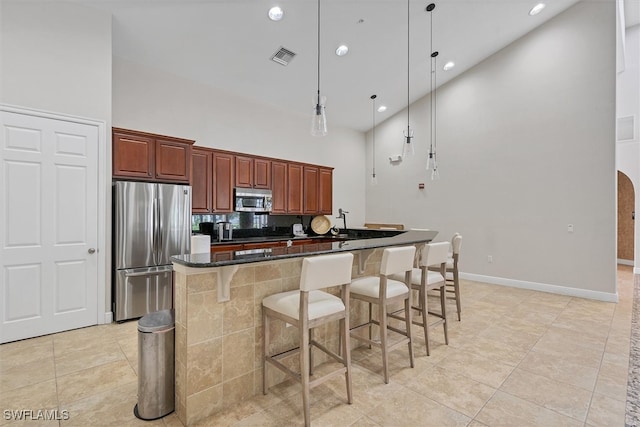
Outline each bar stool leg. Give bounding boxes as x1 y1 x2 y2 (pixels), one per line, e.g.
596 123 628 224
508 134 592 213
341 285 353 404
421 286 430 356
453 269 461 321
440 283 449 344
379 300 389 384
368 302 373 349
300 310 311 426
309 328 315 376
405 291 414 368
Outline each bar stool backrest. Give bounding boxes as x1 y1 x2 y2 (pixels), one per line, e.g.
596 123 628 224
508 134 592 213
419 242 450 268
452 234 462 256
380 246 416 276
300 253 354 291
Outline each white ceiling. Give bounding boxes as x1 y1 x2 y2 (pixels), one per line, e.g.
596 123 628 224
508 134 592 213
79 0 635 132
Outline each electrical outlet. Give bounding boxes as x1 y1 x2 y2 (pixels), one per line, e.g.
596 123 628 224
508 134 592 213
488 255 493 263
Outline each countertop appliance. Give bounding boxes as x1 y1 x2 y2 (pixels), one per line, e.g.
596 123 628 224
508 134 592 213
234 188 272 212
217 221 233 241
113 181 191 321
292 223 307 237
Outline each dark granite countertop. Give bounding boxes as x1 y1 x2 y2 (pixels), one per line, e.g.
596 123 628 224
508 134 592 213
171 229 439 268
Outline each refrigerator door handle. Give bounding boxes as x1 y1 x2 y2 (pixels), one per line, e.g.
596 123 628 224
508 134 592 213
157 193 164 262
124 266 173 278
152 194 160 266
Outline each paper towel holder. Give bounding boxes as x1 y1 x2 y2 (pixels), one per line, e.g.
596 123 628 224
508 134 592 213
191 234 211 254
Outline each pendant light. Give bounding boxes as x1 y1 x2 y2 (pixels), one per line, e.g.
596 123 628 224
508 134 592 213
426 3 439 179
310 0 327 136
370 94 378 185
401 0 414 157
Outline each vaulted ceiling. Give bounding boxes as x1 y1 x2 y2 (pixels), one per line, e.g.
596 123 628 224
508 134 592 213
79 0 636 132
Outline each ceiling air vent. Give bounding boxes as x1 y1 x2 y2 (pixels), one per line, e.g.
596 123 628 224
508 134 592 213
271 47 296 66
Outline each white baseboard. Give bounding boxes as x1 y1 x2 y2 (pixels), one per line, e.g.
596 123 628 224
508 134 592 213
460 272 618 303
617 259 634 266
103 311 113 324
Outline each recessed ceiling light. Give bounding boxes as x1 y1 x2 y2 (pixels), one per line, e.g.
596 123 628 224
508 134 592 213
529 3 545 16
335 45 349 56
268 6 284 21
443 61 455 71
377 105 387 113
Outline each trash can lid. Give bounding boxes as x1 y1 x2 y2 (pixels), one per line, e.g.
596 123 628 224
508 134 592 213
138 309 175 333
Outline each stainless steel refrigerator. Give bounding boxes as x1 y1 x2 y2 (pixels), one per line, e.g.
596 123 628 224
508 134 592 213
113 181 191 321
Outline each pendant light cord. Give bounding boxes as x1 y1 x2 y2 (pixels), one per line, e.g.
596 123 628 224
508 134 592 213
428 3 437 158
407 0 410 134
430 5 434 154
372 95 377 176
317 0 321 104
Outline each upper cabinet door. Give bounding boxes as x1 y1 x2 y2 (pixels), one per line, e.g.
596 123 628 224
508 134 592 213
253 158 271 189
303 166 319 214
287 163 304 214
155 138 191 183
213 152 234 212
112 128 194 183
235 155 253 188
319 167 333 215
271 161 287 214
112 130 155 179
191 148 213 213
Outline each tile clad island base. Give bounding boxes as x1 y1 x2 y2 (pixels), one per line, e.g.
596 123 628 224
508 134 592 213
170 229 437 426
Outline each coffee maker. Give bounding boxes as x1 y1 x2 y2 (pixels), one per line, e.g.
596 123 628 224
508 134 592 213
216 221 233 241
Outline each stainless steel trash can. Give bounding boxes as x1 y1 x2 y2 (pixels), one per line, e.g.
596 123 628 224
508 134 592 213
134 309 175 420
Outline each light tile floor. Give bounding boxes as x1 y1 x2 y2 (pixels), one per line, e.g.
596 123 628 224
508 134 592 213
0 266 634 426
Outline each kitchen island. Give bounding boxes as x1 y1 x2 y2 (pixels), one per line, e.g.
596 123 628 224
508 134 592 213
170 229 438 426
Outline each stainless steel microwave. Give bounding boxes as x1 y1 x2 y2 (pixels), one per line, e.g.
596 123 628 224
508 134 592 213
234 188 273 212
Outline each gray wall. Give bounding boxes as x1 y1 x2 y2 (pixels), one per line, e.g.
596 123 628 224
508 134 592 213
365 1 617 298
0 1 112 122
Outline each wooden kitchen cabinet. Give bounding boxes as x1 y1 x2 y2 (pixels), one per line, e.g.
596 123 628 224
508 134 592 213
287 163 304 214
235 155 253 188
303 166 319 214
319 167 333 215
210 244 243 254
112 130 155 180
213 152 235 212
271 161 287 214
235 155 271 189
191 148 213 213
112 128 193 183
253 158 271 189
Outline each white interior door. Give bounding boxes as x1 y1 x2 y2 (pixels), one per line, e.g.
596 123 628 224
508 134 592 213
0 110 99 343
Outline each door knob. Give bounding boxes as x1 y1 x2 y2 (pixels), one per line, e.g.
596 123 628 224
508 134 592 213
88 248 96 254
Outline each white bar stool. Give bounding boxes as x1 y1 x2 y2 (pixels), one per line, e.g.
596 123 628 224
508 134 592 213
390 241 449 356
262 252 354 427
430 233 462 320
349 246 416 384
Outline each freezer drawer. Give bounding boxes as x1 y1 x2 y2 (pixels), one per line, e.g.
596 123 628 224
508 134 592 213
115 266 173 321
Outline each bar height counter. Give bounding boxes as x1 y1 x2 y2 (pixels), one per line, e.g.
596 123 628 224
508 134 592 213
170 229 437 425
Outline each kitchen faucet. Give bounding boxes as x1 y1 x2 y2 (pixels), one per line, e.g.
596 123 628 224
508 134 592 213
336 208 348 230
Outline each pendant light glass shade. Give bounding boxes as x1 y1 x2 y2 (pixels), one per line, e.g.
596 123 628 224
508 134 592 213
311 94 327 136
311 0 327 137
402 128 414 157
401 0 414 156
